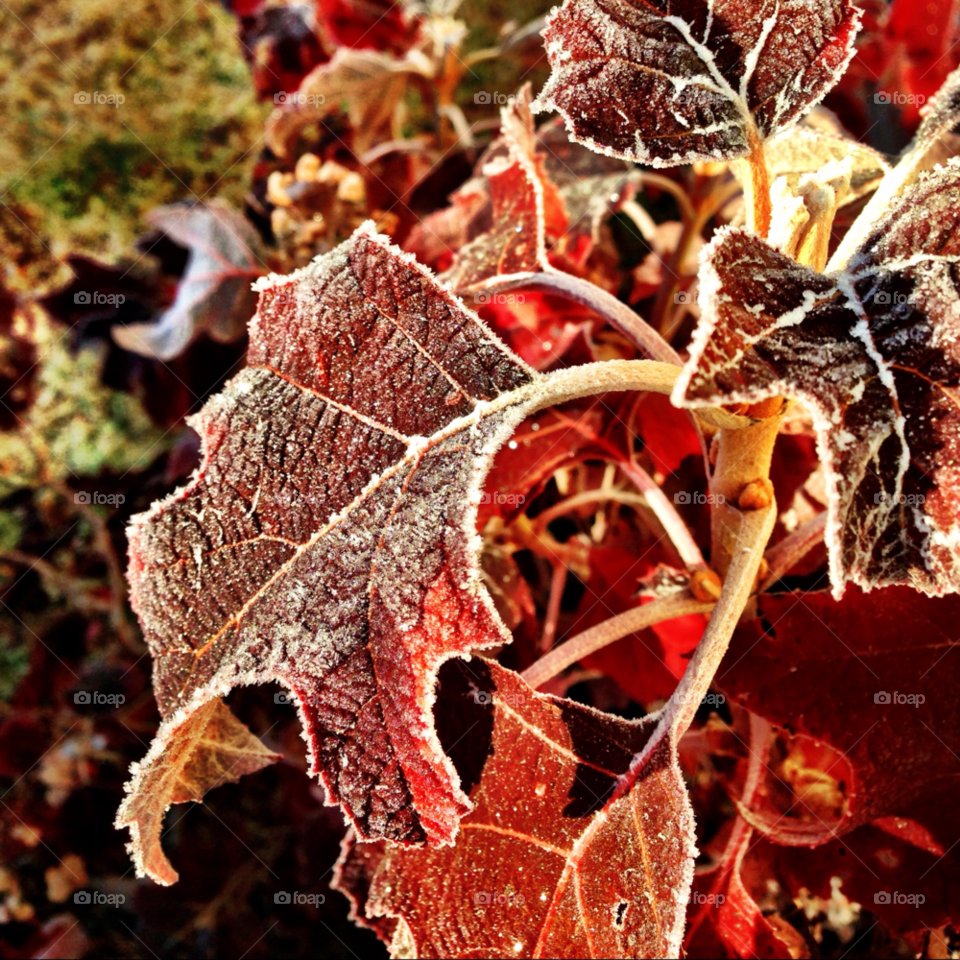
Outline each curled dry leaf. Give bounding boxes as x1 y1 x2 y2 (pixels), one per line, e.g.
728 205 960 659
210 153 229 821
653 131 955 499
533 0 862 165
266 47 433 158
334 659 696 959
113 202 265 361
115 699 280 885
673 160 960 596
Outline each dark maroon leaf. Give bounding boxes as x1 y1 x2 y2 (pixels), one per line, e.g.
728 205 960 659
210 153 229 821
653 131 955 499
534 0 862 165
674 161 960 595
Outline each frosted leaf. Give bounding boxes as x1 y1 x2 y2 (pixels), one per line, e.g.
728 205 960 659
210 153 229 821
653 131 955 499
120 222 571 878
113 201 264 361
673 160 960 596
115 699 280 885
533 0 862 166
334 660 696 959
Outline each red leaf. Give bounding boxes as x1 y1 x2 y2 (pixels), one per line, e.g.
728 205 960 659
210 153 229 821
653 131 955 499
334 659 697 958
632 392 701 479
717 586 960 856
674 162 960 595
120 224 551 875
316 0 422 55
534 0 862 164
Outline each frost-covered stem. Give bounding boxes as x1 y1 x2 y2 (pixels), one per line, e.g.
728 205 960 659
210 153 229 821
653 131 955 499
827 146 929 272
760 511 827 592
540 563 567 652
631 173 697 226
522 594 715 689
709 399 782 578
741 127 772 239
481 272 683 366
613 502 776 800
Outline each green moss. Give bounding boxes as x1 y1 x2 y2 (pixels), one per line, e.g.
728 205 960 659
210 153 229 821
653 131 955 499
0 0 267 273
0 336 166 497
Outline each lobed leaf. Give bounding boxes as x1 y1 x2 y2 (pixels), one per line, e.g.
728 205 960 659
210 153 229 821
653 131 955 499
534 0 862 165
673 160 960 595
335 659 696 959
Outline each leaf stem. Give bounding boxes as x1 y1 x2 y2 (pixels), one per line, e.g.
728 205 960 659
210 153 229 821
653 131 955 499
481 272 684 366
613 502 776 796
760 511 827 592
521 594 715 689
741 126 772 239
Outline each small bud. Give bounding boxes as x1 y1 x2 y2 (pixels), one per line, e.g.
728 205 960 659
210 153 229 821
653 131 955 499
690 568 723 602
267 171 295 208
738 478 775 511
294 152 321 182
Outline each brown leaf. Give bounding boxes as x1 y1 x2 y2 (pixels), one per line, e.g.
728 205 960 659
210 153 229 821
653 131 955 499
266 47 433 158
673 160 960 595
337 659 697 958
115 699 280 885
534 0 862 165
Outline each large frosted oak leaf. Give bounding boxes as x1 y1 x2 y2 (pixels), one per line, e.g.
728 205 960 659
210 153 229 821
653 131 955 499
334 659 696 958
121 223 563 879
673 161 960 596
534 0 862 165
